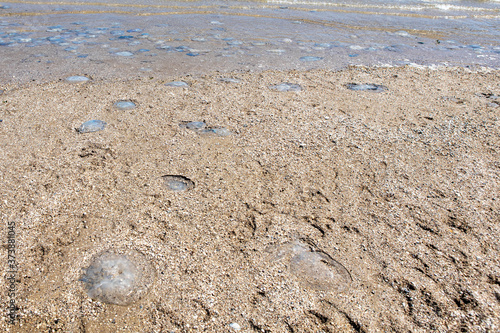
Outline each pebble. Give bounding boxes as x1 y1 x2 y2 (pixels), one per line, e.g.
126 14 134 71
346 83 387 92
270 82 302 92
81 250 154 305
299 56 323 62
65 75 90 83
162 175 195 191
229 323 241 331
78 119 106 133
166 81 189 87
113 100 136 110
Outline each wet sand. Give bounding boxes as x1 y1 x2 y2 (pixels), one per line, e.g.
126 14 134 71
1 66 499 332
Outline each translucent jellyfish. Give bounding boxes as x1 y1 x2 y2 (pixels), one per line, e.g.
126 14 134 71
65 75 90 83
299 56 323 62
166 81 189 87
268 240 351 292
200 127 232 136
113 100 136 110
179 121 206 130
115 51 133 57
270 83 302 92
346 83 387 92
162 175 194 191
219 78 241 83
78 120 106 133
81 250 155 305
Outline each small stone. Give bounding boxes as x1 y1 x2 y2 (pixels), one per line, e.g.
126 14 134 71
166 81 189 87
270 83 302 92
78 120 106 133
229 322 241 331
114 100 136 110
65 75 90 83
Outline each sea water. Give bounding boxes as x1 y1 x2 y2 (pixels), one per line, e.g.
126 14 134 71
0 0 498 83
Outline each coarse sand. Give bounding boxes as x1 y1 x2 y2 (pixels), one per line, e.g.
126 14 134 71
0 66 499 332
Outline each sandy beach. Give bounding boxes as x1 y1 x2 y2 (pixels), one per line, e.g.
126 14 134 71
0 66 499 332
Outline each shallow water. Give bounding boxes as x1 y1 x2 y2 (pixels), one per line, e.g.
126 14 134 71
0 0 498 83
